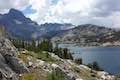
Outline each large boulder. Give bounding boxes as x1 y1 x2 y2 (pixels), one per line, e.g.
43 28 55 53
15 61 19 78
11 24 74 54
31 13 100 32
5 55 29 73
0 37 28 80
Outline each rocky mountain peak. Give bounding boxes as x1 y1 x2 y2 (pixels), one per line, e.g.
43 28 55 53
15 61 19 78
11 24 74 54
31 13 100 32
7 9 25 18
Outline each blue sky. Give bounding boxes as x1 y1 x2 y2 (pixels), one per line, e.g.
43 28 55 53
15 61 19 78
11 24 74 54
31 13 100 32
51 0 59 4
22 0 59 14
22 5 36 14
0 0 120 28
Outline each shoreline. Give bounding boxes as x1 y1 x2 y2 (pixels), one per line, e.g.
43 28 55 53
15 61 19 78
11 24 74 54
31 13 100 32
57 43 120 48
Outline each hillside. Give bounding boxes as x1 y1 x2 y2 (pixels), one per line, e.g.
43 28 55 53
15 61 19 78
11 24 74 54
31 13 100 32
18 50 115 80
51 24 120 46
0 27 116 80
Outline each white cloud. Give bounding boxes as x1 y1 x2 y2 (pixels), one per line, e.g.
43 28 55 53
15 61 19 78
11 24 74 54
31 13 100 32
28 0 96 24
29 0 48 10
109 12 120 28
0 0 30 14
0 0 120 28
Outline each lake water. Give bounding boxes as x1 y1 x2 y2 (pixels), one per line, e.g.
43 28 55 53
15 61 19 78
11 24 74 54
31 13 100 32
58 44 120 75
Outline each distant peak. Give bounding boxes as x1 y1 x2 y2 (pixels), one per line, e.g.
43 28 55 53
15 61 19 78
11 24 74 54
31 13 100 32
8 8 24 16
9 8 21 13
9 8 18 12
7 8 26 19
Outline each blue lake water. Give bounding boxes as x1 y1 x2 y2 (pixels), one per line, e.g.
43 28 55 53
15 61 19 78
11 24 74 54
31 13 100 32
58 44 120 75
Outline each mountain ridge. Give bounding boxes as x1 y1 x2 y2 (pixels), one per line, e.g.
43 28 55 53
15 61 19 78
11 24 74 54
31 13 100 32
0 9 75 40
0 8 119 44
51 24 120 46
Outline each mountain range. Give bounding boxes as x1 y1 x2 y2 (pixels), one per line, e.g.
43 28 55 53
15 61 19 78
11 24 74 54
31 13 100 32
51 24 117 45
0 9 119 44
0 9 74 40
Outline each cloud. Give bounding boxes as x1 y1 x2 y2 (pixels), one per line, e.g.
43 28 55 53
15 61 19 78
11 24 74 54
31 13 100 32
0 0 30 13
108 12 120 28
28 0 116 25
28 0 96 24
0 0 120 28
91 0 120 17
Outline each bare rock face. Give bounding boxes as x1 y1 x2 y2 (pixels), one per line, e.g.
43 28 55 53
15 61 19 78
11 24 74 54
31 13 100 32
0 37 28 80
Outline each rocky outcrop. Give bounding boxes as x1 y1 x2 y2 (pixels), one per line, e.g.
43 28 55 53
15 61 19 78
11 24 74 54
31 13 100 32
0 36 28 80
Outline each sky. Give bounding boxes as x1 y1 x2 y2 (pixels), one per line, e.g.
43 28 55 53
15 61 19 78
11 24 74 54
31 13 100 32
0 0 120 28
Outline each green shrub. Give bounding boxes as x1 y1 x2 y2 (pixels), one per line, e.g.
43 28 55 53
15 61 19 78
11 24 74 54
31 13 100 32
74 58 82 65
47 69 66 80
87 61 102 71
53 47 73 60
19 73 33 80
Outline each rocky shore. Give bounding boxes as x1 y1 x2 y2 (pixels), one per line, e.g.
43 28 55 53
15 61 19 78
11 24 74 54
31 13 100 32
19 50 115 80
